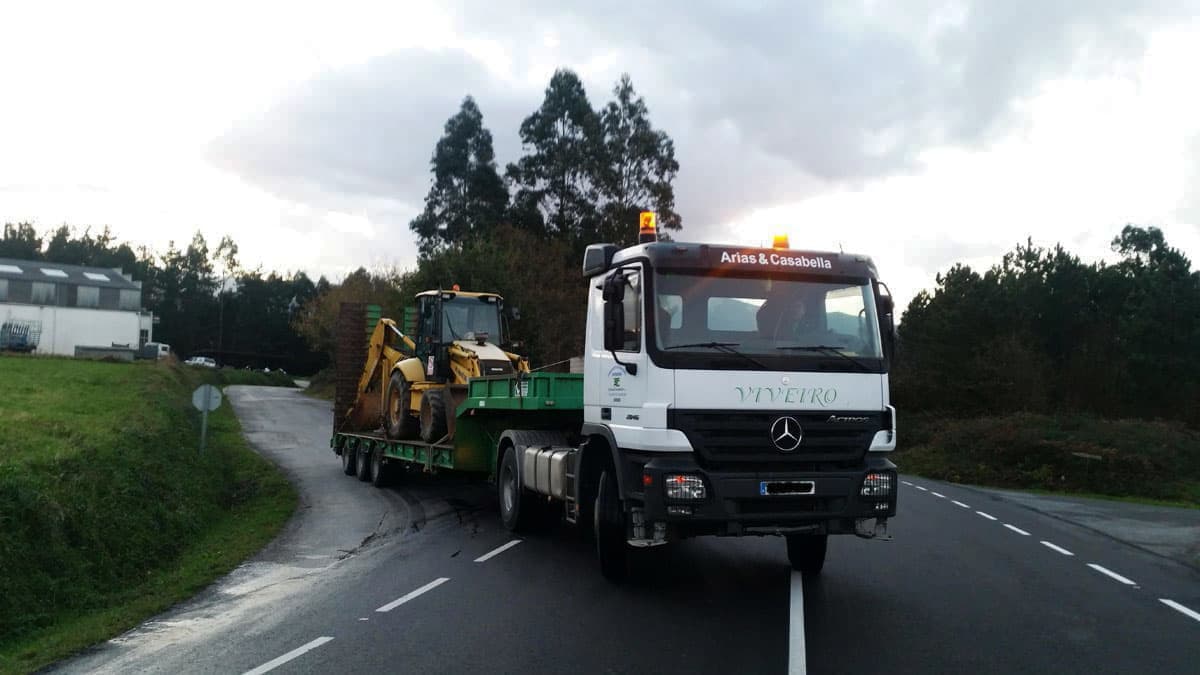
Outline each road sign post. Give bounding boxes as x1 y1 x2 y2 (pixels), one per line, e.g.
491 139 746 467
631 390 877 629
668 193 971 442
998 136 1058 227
192 384 223 453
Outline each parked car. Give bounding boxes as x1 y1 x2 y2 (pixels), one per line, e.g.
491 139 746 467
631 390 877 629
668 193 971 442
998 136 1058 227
185 356 217 368
137 342 171 360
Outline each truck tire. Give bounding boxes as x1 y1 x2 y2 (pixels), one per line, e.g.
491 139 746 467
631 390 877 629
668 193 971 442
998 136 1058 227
371 447 392 488
356 446 373 482
498 445 536 532
341 445 357 476
419 388 448 443
786 533 827 578
594 468 628 582
384 373 419 440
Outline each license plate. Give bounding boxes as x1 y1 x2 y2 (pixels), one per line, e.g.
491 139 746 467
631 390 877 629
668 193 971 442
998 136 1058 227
760 480 815 496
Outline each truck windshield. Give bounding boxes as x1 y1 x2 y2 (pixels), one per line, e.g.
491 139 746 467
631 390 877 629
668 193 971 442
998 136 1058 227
652 272 882 361
442 296 502 342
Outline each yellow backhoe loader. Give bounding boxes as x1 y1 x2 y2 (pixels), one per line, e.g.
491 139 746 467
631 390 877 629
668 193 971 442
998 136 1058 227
340 288 529 443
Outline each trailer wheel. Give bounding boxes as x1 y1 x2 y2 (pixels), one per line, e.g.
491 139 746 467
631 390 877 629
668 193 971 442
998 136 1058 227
786 534 827 578
594 468 628 582
419 388 448 443
498 446 535 532
384 373 419 440
371 448 392 488
356 445 373 482
341 444 357 476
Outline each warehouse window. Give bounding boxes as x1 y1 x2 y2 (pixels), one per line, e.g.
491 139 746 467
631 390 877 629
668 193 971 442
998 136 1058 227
0 279 6 301
0 264 21 274
99 287 119 309
31 282 56 304
40 268 68 278
119 289 141 311
76 285 100 308
84 272 110 282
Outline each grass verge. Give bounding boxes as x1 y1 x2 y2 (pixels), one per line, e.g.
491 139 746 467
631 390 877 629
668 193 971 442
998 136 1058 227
0 355 296 674
897 412 1200 508
303 367 335 401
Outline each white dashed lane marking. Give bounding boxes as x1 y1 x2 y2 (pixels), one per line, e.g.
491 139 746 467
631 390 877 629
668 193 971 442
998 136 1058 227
1160 599 1200 623
475 539 522 563
1003 524 1031 536
951 500 970 509
242 637 334 675
1087 564 1138 587
789 572 807 674
915 486 928 492
901 480 913 486
976 511 998 521
376 577 451 613
931 492 946 499
1040 541 1075 556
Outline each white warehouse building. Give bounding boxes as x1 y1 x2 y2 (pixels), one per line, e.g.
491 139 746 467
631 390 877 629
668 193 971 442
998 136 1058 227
0 257 153 356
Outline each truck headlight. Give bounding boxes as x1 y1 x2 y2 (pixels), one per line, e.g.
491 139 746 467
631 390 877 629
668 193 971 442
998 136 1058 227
664 474 706 500
860 472 894 499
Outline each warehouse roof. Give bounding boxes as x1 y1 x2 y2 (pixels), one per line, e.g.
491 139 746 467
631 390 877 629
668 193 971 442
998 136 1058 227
0 257 142 291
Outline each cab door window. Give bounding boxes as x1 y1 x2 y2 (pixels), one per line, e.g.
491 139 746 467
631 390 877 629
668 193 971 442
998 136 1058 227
619 268 642 352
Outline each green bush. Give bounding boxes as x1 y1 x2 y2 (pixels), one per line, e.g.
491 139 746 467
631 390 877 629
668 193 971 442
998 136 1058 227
898 413 1200 504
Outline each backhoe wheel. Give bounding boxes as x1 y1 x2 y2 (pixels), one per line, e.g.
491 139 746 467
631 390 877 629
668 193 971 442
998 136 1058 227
384 373 419 440
419 388 448 443
341 444 357 476
594 468 629 582
371 447 391 488
356 446 373 482
786 533 828 578
498 445 541 532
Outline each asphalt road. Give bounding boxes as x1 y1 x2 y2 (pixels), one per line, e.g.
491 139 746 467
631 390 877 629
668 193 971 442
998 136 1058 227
53 386 1200 674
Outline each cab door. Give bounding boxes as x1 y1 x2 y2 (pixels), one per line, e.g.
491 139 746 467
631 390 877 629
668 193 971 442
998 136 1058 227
594 264 647 424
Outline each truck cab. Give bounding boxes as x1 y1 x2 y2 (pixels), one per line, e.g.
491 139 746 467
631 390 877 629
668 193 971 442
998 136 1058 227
575 237 898 576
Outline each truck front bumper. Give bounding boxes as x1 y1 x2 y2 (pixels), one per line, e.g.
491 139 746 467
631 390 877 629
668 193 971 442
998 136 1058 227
630 455 898 537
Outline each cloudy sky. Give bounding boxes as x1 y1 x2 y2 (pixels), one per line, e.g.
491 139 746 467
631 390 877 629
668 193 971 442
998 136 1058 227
3 0 1199 310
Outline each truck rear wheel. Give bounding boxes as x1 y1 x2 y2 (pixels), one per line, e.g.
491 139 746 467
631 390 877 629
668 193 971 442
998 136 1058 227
419 388 448 443
341 445 357 476
594 469 628 582
498 446 536 532
786 534 827 578
371 447 391 487
384 373 419 440
356 446 373 482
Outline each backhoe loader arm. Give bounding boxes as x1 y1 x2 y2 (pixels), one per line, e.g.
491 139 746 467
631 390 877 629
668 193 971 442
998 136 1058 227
342 318 416 431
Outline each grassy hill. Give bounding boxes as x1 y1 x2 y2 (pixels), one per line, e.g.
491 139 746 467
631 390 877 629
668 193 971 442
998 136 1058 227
0 356 297 673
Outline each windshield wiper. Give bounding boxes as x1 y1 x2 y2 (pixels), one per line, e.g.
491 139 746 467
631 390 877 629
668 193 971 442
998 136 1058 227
664 342 768 370
776 344 873 373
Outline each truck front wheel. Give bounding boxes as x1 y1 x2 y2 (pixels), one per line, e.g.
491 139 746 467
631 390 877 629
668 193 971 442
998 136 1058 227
786 534 827 578
594 469 628 582
498 447 535 532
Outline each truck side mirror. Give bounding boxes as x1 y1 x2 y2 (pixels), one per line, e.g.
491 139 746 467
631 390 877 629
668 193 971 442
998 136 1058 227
509 306 521 321
602 273 626 352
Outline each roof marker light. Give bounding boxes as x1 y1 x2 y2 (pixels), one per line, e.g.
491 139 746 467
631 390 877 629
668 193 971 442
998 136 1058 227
772 234 789 249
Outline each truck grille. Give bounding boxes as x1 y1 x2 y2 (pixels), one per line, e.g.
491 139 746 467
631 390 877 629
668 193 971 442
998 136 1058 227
667 410 883 468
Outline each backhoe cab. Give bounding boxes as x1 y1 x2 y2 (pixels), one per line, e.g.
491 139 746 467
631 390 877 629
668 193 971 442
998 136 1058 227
341 289 529 444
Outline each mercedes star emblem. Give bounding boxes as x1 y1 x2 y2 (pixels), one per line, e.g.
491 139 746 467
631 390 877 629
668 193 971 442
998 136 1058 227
770 416 803 452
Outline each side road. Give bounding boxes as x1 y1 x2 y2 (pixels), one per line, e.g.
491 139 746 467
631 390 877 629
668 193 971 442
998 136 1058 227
966 487 1200 570
50 386 483 674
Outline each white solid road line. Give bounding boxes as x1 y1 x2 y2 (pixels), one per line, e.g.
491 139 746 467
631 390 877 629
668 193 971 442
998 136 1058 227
1003 524 1031 536
931 492 946 498
951 500 970 509
475 539 522 563
1087 564 1138 586
976 511 998 521
789 571 807 675
242 636 334 675
1160 599 1200 623
1040 541 1075 556
915 486 928 492
376 577 451 612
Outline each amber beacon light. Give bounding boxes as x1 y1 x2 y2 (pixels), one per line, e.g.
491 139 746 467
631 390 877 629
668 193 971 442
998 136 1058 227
639 211 657 243
772 234 790 249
